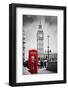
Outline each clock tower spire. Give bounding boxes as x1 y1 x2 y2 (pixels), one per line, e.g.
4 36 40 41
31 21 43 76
37 20 44 61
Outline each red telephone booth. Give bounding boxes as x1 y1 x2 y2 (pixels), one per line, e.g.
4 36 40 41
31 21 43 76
28 49 38 74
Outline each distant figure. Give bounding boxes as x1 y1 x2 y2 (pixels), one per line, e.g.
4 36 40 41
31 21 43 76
46 56 48 69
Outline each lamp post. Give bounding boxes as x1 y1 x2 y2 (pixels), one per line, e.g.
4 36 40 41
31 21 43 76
23 29 26 66
47 35 50 61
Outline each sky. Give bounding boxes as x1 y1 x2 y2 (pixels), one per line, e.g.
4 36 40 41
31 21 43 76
23 15 57 60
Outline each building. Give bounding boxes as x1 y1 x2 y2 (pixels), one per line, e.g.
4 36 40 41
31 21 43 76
23 29 26 66
37 21 44 60
43 53 57 62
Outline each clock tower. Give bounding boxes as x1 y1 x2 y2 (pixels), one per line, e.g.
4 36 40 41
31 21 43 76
37 21 44 60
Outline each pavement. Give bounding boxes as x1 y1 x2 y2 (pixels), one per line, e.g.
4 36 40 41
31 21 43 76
23 67 54 75
23 67 30 75
38 67 54 74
